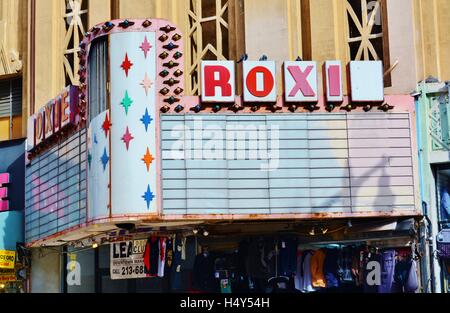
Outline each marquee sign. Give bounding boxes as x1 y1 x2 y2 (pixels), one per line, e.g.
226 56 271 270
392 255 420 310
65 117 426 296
201 60 384 103
0 173 9 212
27 86 79 152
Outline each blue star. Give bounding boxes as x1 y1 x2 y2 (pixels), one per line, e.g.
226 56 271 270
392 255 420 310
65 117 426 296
100 148 109 171
140 108 153 132
94 134 98 144
142 184 155 209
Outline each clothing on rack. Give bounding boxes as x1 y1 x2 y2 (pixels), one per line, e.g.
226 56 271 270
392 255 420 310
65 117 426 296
278 238 298 277
143 236 160 277
170 236 183 291
295 250 316 293
192 250 216 292
323 248 340 288
392 256 419 293
379 249 396 293
158 237 167 277
310 249 327 288
440 187 450 221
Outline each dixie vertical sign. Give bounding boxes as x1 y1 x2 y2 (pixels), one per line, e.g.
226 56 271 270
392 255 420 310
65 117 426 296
27 86 79 151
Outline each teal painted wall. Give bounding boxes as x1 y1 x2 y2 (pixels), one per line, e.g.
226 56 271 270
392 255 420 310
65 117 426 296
0 210 23 250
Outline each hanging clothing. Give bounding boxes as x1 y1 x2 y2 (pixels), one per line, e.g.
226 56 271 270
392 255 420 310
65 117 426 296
393 257 419 293
310 249 327 288
166 237 174 269
301 250 316 293
170 236 183 291
143 236 160 277
247 238 270 279
340 246 354 283
294 249 303 291
192 252 216 292
323 248 340 288
378 249 396 293
363 250 381 293
181 237 187 260
158 237 167 277
441 187 450 221
279 238 298 277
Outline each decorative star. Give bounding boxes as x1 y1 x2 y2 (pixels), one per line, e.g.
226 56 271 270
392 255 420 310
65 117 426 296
121 90 133 115
88 152 92 169
142 185 155 209
100 148 109 171
94 134 98 144
140 108 153 132
121 127 134 150
120 53 133 77
140 72 153 96
139 36 152 59
142 147 154 172
102 112 112 138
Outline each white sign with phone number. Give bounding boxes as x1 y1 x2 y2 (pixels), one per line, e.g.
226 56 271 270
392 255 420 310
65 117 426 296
110 239 148 280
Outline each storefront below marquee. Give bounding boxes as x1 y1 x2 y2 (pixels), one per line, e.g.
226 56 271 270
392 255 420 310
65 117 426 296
60 218 421 293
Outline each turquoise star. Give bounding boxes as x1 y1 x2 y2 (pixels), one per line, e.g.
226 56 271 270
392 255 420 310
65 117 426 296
100 148 109 171
121 90 133 115
140 108 153 132
142 185 155 209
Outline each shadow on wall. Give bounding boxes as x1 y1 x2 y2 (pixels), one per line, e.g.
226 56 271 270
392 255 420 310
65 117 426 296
317 156 396 214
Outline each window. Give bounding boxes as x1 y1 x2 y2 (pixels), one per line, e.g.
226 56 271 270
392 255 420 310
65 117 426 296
64 0 89 86
0 77 22 118
66 248 95 293
345 0 391 86
88 37 108 122
188 0 245 95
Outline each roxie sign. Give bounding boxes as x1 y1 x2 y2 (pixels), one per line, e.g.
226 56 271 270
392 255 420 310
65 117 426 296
201 60 384 103
27 86 79 151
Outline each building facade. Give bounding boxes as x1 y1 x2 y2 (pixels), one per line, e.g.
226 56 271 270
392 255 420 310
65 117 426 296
1 0 450 293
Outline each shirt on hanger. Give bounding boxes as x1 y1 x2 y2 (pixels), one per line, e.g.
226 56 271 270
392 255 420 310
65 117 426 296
310 249 327 288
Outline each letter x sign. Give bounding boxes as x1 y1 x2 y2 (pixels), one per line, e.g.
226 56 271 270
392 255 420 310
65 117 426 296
284 61 318 102
0 173 9 212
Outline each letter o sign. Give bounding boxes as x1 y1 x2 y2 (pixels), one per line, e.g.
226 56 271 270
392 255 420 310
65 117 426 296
243 61 277 102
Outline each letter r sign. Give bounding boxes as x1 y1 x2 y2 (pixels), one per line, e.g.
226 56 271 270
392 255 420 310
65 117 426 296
201 61 235 103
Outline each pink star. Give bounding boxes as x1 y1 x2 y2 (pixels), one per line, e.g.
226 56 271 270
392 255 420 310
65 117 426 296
140 36 152 59
121 127 134 150
140 72 153 96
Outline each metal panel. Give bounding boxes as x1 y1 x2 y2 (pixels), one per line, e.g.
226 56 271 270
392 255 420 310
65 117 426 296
109 31 158 215
161 112 416 216
25 129 86 243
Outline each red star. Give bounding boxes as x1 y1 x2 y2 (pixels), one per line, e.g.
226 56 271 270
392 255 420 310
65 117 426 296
121 53 133 77
121 127 134 150
139 36 152 59
102 112 112 138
